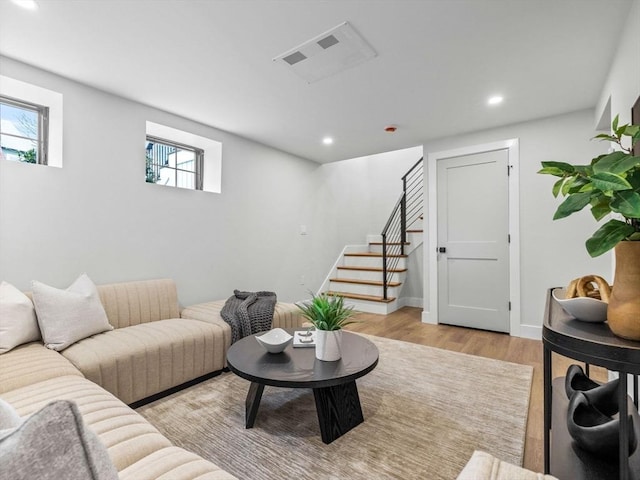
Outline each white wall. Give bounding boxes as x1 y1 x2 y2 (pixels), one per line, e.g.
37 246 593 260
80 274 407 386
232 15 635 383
0 56 319 306
596 0 640 130
422 109 611 336
309 145 424 302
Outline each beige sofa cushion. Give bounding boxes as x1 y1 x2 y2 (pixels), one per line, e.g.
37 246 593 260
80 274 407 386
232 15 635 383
1 374 172 472
119 446 237 480
0 342 82 394
457 451 558 480
97 279 180 329
61 318 228 405
181 300 304 331
0 281 40 354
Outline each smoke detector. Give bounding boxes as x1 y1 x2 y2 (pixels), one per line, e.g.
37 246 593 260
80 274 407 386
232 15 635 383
273 22 377 84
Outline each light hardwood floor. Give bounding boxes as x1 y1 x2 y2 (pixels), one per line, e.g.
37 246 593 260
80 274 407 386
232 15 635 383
345 306 607 473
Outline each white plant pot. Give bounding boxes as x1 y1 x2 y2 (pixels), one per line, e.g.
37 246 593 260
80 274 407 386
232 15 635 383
315 329 342 361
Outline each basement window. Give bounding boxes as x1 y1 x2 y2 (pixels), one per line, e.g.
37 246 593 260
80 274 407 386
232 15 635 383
145 121 222 193
0 76 63 167
0 95 49 165
146 135 203 190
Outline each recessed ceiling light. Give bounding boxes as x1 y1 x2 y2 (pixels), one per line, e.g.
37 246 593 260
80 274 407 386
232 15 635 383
11 0 39 10
488 95 504 106
322 137 334 145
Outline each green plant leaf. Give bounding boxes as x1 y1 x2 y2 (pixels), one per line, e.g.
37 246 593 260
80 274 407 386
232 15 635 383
611 190 640 218
623 125 640 137
586 219 635 257
592 151 631 174
567 177 589 193
590 172 632 192
629 232 640 241
610 155 640 175
541 161 575 173
538 166 566 177
590 198 611 221
593 133 617 142
612 114 619 132
628 168 640 191
552 178 565 197
553 192 592 220
573 165 593 175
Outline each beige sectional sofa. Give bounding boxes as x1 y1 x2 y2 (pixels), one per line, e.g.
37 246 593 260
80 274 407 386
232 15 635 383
0 278 304 479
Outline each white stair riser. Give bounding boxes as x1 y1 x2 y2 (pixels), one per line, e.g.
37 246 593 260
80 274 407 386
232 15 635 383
329 282 400 298
343 256 407 269
335 269 405 283
368 244 409 255
345 299 398 315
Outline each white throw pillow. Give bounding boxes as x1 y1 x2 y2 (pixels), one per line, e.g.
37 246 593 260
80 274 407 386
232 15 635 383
0 399 22 431
0 281 40 354
31 274 113 351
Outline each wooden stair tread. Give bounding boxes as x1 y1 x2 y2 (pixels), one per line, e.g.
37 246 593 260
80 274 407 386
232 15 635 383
330 278 401 287
326 291 396 303
336 266 407 273
344 252 407 258
368 242 410 246
406 229 423 233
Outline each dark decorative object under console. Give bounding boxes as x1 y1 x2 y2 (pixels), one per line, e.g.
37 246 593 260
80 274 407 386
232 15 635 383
565 364 620 416
566 369 638 459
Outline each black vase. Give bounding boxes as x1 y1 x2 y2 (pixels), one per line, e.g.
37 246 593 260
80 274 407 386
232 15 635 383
565 364 620 416
567 390 637 459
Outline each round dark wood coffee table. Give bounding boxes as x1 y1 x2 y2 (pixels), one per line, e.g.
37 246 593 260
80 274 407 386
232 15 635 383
226 329 379 444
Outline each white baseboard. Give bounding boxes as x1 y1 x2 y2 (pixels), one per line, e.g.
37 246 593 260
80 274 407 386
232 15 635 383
419 313 542 339
518 324 542 340
399 297 423 308
421 310 437 324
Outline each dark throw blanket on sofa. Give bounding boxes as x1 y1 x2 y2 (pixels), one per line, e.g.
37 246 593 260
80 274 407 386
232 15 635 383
220 290 277 343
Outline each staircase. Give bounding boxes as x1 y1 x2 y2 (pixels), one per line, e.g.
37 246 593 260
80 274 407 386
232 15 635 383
319 158 424 314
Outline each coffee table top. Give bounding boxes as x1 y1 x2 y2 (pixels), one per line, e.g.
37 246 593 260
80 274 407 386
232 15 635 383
226 329 379 389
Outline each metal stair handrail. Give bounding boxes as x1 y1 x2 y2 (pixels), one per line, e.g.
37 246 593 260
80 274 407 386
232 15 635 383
381 157 423 300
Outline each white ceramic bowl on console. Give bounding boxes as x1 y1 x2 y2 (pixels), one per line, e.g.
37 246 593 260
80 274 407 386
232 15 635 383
552 287 608 323
255 328 293 353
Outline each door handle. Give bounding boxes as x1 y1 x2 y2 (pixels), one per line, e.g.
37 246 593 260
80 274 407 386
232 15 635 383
438 247 446 253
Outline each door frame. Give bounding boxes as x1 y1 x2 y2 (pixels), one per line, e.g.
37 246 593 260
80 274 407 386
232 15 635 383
422 139 521 336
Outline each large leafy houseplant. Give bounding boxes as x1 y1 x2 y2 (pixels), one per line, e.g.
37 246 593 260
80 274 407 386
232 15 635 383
538 115 640 257
296 292 357 331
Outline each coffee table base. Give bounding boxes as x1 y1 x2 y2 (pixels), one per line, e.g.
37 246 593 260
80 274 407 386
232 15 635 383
245 382 265 429
313 381 364 444
243 380 364 444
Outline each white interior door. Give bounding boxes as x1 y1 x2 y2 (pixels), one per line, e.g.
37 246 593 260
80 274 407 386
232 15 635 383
436 149 510 332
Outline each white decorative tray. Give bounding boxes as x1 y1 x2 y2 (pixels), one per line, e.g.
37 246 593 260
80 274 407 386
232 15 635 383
293 330 316 348
552 287 608 323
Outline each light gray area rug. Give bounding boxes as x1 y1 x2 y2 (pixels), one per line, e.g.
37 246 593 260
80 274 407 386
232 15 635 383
137 334 533 479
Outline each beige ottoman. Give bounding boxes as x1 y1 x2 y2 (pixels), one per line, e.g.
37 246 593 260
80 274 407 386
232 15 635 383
457 451 558 480
181 300 305 331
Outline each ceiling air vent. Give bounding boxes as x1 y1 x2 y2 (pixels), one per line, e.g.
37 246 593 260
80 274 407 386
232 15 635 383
273 22 377 84
283 51 307 66
317 34 339 50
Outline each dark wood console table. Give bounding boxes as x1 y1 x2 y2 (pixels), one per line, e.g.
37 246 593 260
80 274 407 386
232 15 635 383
543 288 640 480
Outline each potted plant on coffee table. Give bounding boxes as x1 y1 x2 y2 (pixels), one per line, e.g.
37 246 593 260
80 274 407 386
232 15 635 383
296 292 358 361
538 115 640 339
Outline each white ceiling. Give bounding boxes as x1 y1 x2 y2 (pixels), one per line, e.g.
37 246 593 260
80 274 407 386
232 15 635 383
0 0 633 163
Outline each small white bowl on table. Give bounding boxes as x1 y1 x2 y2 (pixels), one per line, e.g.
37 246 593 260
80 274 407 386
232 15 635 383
255 328 293 353
552 287 608 323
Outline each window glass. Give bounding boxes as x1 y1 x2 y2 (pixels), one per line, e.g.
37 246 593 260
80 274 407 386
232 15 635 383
0 96 47 164
145 136 203 190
